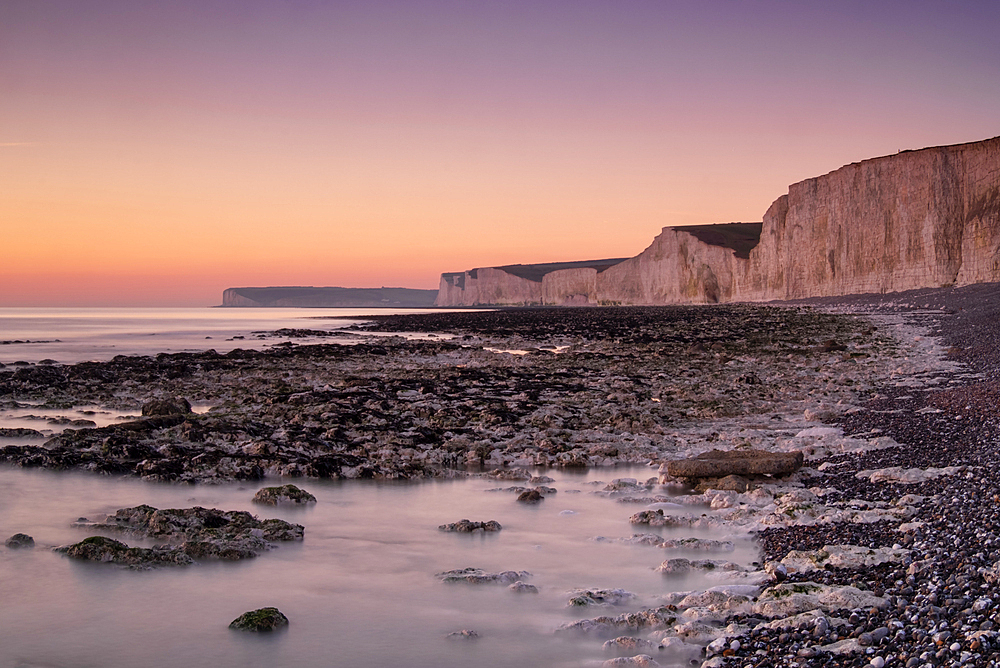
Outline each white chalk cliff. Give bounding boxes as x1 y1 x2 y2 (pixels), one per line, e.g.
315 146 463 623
435 136 1000 306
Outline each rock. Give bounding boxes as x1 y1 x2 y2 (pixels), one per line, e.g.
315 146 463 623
0 428 46 439
517 489 544 503
602 636 658 652
58 536 194 568
438 519 502 533
5 533 35 548
602 655 660 667
780 544 911 574
556 607 677 636
568 588 636 606
665 449 803 479
658 537 735 552
695 474 749 493
765 561 787 583
251 484 317 505
508 581 538 593
435 568 530 584
228 607 289 632
656 558 741 575
77 504 303 560
753 582 888 618
141 397 192 416
445 629 479 640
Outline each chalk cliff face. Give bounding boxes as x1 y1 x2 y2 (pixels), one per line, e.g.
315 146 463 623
436 136 1000 306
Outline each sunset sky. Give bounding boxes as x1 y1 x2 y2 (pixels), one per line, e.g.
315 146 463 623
2 1 999 306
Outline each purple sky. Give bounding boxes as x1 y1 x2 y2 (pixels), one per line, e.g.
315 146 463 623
2 1 998 305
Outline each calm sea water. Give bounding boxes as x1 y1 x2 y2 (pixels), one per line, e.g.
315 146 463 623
0 307 447 365
0 308 757 668
0 466 756 668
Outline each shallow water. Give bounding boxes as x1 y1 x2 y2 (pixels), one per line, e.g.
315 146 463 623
0 465 758 668
0 307 452 365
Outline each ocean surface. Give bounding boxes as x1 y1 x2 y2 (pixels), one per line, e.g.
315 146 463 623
0 308 756 668
0 307 449 366
0 466 756 668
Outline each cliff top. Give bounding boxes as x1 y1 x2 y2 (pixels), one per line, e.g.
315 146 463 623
671 222 763 259
493 258 630 282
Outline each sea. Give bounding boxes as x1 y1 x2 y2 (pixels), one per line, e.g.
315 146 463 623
0 308 755 668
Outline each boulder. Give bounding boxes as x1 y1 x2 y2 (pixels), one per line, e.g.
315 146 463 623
665 449 803 479
141 397 192 416
517 489 544 503
229 607 289 632
251 484 317 505
5 533 35 548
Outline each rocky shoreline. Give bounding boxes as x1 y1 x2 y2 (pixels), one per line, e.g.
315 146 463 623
2 283 999 667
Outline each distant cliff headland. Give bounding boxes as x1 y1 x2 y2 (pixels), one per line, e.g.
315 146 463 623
436 136 1000 306
222 287 437 308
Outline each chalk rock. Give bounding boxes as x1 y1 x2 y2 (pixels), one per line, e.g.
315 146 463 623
436 568 529 585
665 449 803 479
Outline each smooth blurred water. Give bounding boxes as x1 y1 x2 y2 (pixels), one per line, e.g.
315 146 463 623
0 466 758 668
0 307 447 365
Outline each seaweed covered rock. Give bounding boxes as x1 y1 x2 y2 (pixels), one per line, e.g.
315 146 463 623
77 504 304 560
58 536 194 567
251 484 317 505
438 519 502 533
517 489 544 503
229 607 289 632
5 533 35 548
141 397 192 417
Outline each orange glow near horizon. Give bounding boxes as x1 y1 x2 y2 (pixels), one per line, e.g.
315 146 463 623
3 2 999 306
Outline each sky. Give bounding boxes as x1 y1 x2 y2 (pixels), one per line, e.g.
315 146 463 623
2 1 999 306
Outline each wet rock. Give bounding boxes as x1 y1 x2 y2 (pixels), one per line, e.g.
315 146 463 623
508 581 538 593
602 636 657 652
445 629 478 640
141 397 192 416
0 428 46 439
436 568 530 584
251 484 317 505
77 504 303 560
602 655 660 667
568 588 636 606
694 474 749 493
517 489 544 503
556 607 677 636
665 448 803 479
5 533 35 548
438 519 502 533
57 536 194 568
656 558 742 575
229 607 288 632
